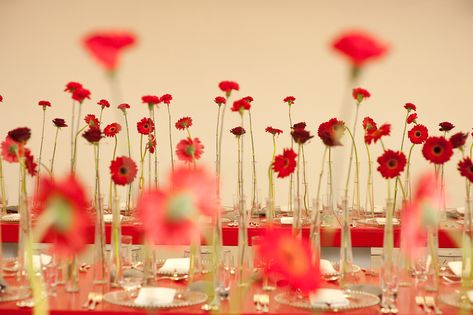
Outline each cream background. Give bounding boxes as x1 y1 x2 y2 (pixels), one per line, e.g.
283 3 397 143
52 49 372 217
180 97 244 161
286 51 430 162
0 0 472 208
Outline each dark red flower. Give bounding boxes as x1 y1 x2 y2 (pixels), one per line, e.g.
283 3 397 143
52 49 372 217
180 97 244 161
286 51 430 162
53 118 67 128
110 156 137 185
272 148 297 178
147 135 156 154
141 95 161 106
231 98 251 114
243 96 254 103
408 124 428 145
283 96 296 105
137 118 155 135
72 87 91 103
458 158 473 183
38 100 51 108
84 114 100 128
265 126 283 135
404 103 416 112
8 127 31 144
117 103 130 111
97 99 110 108
449 132 468 149
214 96 226 106
1 136 23 163
176 137 204 163
83 31 136 71
34 175 92 257
104 123 122 137
291 123 313 144
422 136 453 165
377 150 407 179
293 122 307 131
230 127 246 136
317 118 345 146
64 82 82 93
439 122 454 132
160 94 173 105
332 30 388 67
407 113 417 124
218 81 239 97
0 95 3 102
24 148 37 176
82 128 102 143
257 229 320 293
352 87 371 103
175 117 193 130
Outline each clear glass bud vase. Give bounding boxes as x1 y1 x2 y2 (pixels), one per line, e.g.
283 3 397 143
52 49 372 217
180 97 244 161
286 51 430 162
237 195 249 286
425 224 439 291
380 198 398 307
109 195 122 287
16 167 30 285
93 195 107 284
310 198 321 263
461 197 473 291
65 255 79 293
292 196 303 239
265 198 274 227
339 195 354 288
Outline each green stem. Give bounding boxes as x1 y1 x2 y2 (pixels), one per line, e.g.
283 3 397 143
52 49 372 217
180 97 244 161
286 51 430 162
36 109 46 189
301 145 309 217
400 112 409 153
123 112 132 212
217 98 230 199
469 142 473 159
50 128 60 174
166 105 175 173
0 157 6 214
149 107 157 189
71 124 88 173
344 104 360 206
70 100 75 171
405 144 415 200
288 105 294 213
139 134 145 192
365 143 374 216
112 184 120 279
345 127 360 211
248 110 258 216
215 106 222 198
109 136 118 212
293 144 302 238
315 147 328 207
269 135 277 202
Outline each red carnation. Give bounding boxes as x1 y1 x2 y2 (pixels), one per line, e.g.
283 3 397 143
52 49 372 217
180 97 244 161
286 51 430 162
449 132 468 149
175 117 193 130
141 95 161 106
82 128 102 143
110 156 137 185
8 127 31 144
283 96 296 105
84 114 100 128
352 87 371 103
38 100 51 108
72 87 91 103
231 98 251 114
408 124 428 145
291 123 313 144
218 81 239 97
230 127 246 137
147 135 156 154
97 99 110 108
104 123 122 137
265 126 283 135
439 122 454 132
83 31 136 71
377 150 407 179
24 148 37 176
407 113 417 124
214 96 226 106
272 148 297 178
458 158 473 183
176 137 204 163
137 117 155 135
160 94 173 105
64 82 82 93
404 103 416 112
53 118 68 128
422 136 453 165
117 103 130 111
293 122 307 131
317 118 345 146
332 30 388 67
243 96 254 103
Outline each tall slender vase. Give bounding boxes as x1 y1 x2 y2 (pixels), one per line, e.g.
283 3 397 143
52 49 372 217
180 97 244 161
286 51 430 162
237 196 249 286
17 158 30 285
109 195 121 287
310 198 321 263
424 225 439 291
380 198 398 307
339 195 354 288
461 197 473 291
93 194 107 284
65 255 79 293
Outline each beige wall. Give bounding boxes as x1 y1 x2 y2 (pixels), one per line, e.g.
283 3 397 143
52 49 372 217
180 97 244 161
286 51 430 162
0 0 472 208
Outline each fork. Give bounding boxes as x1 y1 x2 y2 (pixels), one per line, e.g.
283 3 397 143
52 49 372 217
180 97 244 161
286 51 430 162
416 296 431 313
425 296 442 314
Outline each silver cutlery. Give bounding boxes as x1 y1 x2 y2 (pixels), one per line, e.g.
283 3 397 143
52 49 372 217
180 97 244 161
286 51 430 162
88 293 103 310
425 296 442 314
416 296 431 313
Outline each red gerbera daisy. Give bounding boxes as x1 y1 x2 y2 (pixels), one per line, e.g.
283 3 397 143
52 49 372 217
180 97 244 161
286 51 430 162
176 137 204 163
104 123 122 137
1 136 23 163
97 99 110 108
218 81 239 97
52 118 67 128
458 158 473 183
82 128 102 144
117 103 130 111
352 87 370 103
363 117 377 132
265 126 283 135
34 175 92 257
283 96 296 105
404 103 416 112
377 149 407 179
407 113 417 124
137 117 155 135
231 98 251 114
449 132 468 149
422 136 453 165
272 148 297 178
439 122 454 132
175 117 193 130
365 123 390 145
24 148 37 176
110 156 137 186
141 95 161 106
160 94 173 105
83 31 136 71
257 229 320 293
147 135 157 154
332 30 388 67
84 114 100 128
230 127 246 137
214 96 226 106
64 82 82 93
408 124 428 144
38 100 51 108
72 87 91 103
317 118 346 146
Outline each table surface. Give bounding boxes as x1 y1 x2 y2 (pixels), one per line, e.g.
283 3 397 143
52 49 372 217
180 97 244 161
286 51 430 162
0 218 463 248
0 265 467 314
